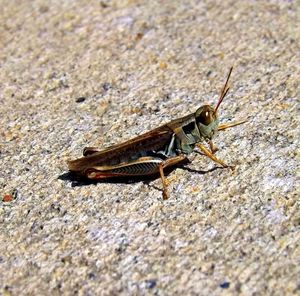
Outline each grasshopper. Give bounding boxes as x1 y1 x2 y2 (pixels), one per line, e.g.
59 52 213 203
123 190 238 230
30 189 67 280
68 67 245 199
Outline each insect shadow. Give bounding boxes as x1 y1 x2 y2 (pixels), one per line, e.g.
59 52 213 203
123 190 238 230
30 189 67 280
58 158 222 189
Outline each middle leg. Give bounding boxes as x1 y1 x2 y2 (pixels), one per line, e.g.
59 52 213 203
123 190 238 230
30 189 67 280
158 155 188 199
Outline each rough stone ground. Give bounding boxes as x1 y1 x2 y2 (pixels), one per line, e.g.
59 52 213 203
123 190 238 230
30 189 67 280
0 0 299 295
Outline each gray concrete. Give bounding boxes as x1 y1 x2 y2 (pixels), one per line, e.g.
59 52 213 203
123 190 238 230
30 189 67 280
1 0 299 295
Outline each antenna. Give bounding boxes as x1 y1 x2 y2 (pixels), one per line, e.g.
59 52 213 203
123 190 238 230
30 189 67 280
214 66 233 113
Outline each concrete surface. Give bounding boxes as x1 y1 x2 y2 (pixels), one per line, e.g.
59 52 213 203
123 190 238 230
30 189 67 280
0 0 299 295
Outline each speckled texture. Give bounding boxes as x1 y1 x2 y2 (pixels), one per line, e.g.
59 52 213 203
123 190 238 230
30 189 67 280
0 0 299 295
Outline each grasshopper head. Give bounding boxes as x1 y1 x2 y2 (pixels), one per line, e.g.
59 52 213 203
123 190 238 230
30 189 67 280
195 67 233 139
195 105 219 139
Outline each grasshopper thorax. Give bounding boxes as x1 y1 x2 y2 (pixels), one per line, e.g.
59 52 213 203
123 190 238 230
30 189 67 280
195 105 219 139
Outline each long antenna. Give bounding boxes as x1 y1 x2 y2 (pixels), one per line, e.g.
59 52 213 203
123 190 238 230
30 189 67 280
214 66 233 113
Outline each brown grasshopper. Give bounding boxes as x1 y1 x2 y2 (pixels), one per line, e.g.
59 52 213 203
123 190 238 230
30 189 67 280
68 67 245 199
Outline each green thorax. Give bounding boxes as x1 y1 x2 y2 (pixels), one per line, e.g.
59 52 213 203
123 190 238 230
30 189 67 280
169 107 219 155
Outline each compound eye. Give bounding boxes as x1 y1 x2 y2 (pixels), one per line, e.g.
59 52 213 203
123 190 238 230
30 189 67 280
197 110 213 126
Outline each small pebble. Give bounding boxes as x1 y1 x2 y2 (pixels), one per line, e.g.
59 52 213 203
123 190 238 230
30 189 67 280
220 281 230 289
102 82 112 91
75 97 86 103
3 194 13 202
145 279 157 289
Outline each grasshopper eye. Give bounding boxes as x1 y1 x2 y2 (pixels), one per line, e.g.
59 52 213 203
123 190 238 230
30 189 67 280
195 105 215 126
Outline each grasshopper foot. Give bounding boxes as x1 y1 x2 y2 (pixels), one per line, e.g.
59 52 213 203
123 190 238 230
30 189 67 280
209 141 219 154
228 165 235 171
162 189 169 200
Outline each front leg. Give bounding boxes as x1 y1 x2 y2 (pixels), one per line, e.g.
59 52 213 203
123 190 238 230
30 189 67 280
196 143 234 170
